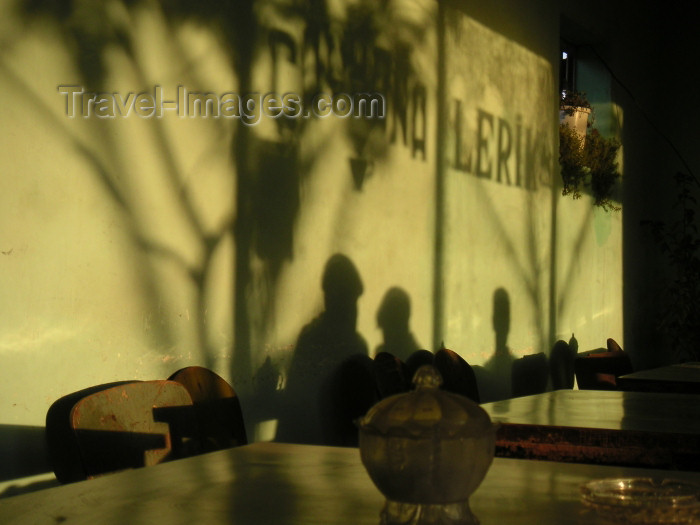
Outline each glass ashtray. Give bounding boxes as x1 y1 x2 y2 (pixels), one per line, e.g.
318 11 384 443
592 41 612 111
580 478 700 524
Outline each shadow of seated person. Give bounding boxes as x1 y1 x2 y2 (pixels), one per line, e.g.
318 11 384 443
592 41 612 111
481 288 516 402
374 287 420 364
276 254 375 446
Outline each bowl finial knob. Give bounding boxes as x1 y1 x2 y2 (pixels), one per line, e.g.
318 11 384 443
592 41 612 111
413 364 443 390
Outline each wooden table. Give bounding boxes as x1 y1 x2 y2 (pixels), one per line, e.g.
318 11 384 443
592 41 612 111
618 362 700 394
480 389 700 470
1 442 698 525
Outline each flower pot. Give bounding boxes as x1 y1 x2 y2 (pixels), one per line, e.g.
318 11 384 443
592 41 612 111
560 106 590 144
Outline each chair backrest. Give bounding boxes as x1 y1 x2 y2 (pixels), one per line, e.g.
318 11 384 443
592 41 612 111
549 340 576 390
372 352 410 399
70 380 195 479
512 353 550 397
607 338 623 352
168 366 247 451
574 349 634 390
405 349 434 383
325 354 378 446
434 348 480 403
46 381 139 483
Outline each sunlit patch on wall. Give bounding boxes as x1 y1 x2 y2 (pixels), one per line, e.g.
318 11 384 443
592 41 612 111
442 11 555 364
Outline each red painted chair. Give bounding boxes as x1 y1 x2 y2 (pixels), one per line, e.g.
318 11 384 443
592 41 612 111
70 380 196 479
574 341 633 390
46 381 138 483
46 380 196 483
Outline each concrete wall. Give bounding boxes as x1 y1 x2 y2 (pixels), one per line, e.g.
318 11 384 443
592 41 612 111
0 0 639 489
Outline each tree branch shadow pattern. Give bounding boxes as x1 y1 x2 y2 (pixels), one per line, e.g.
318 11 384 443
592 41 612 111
10 0 434 436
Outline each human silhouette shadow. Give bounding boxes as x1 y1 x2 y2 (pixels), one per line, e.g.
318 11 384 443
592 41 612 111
371 288 422 399
476 288 517 402
375 287 421 363
276 254 376 446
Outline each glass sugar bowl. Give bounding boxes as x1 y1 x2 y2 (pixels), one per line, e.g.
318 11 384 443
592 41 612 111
358 364 497 525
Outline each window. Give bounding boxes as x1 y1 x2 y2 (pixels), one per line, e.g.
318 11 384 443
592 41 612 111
559 40 577 98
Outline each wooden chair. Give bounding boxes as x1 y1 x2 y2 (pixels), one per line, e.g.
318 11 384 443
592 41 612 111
325 354 378 447
434 348 480 403
372 352 410 399
405 349 434 383
168 366 247 452
46 380 140 483
511 353 549 397
46 380 197 483
574 347 634 390
70 380 196 479
549 340 576 390
607 338 623 353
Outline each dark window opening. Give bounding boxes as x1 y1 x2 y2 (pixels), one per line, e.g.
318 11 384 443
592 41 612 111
559 41 577 99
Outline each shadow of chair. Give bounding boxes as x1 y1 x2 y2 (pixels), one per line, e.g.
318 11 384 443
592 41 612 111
47 380 197 482
511 353 550 397
574 346 634 390
167 366 247 452
434 348 480 403
372 352 410 399
549 340 577 390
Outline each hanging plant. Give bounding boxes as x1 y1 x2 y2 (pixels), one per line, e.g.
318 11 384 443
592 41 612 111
560 90 592 115
559 92 621 211
585 129 622 211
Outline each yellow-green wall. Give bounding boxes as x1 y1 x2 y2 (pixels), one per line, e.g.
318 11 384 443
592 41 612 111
0 0 625 488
